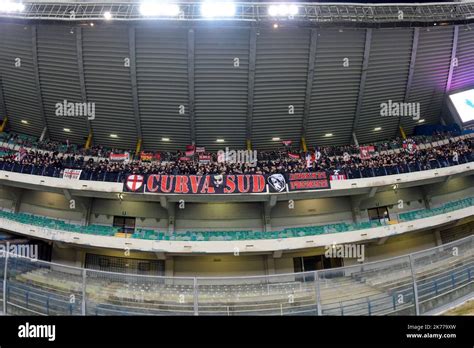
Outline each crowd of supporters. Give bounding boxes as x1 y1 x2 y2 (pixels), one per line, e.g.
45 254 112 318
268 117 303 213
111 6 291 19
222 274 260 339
0 130 474 182
0 131 472 182
0 132 124 158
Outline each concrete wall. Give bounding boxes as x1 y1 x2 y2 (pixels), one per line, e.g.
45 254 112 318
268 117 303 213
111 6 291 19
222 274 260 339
2 175 472 234
90 199 168 230
363 229 437 262
173 254 268 277
271 197 353 227
20 191 84 222
175 202 263 231
51 243 166 268
47 227 451 277
430 176 474 206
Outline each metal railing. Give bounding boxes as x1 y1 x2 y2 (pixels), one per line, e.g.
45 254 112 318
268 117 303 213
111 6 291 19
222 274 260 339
0 154 472 183
1 235 472 316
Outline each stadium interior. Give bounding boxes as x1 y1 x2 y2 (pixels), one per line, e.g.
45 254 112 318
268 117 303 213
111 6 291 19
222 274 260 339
0 0 472 317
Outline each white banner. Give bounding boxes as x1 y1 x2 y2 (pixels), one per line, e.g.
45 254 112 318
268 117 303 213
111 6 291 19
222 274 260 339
63 168 82 180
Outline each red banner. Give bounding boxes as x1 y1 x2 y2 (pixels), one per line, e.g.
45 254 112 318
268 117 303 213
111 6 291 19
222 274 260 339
286 172 330 191
288 153 300 159
359 146 375 160
109 153 130 162
403 143 417 152
127 174 266 194
124 173 330 194
199 154 211 163
185 145 195 157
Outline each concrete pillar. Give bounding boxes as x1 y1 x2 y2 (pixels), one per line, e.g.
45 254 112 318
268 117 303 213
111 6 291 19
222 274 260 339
263 195 277 233
434 229 443 246
266 255 276 276
167 203 176 234
350 195 364 224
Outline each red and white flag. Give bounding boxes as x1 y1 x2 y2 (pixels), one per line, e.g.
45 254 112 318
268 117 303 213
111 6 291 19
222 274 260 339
306 153 314 168
359 146 375 160
185 145 195 157
288 153 299 159
110 152 130 162
126 174 144 192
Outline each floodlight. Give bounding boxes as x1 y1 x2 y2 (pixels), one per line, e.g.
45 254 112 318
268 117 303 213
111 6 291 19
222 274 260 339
140 2 180 17
268 5 278 16
0 1 25 13
268 3 298 17
277 4 289 16
288 4 298 16
201 1 236 18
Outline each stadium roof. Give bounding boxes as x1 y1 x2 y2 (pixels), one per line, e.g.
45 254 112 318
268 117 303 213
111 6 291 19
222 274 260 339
0 2 473 151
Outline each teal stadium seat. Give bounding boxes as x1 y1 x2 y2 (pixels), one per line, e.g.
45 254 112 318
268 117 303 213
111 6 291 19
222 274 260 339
0 197 471 241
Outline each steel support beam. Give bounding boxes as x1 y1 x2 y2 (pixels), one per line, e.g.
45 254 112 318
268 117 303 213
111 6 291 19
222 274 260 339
446 25 459 94
76 27 93 136
351 28 372 143
31 25 49 139
301 28 318 146
128 26 143 143
187 28 196 145
39 126 47 142
439 25 459 124
246 27 257 147
352 132 359 147
397 27 419 138
0 77 7 121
